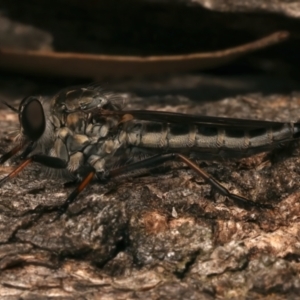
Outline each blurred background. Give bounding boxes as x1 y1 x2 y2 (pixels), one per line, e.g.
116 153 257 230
0 0 299 104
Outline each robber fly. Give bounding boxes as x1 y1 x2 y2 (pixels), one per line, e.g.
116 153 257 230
1 85 300 216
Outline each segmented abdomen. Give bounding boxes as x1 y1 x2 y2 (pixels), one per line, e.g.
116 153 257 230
126 121 300 154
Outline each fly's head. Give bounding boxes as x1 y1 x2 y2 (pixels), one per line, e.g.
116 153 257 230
0 96 48 165
18 96 46 142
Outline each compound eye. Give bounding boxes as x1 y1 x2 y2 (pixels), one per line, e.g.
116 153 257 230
19 97 46 141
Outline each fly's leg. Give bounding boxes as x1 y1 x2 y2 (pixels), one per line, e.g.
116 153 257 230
106 153 272 210
0 154 68 186
56 165 95 217
0 157 32 186
0 140 36 165
18 141 36 160
176 154 272 209
0 143 25 164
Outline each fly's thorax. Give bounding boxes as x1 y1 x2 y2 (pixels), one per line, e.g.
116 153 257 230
84 131 126 159
49 86 122 122
50 108 92 136
80 127 128 173
49 103 87 131
65 112 87 133
50 125 90 161
45 110 127 174
87 155 106 173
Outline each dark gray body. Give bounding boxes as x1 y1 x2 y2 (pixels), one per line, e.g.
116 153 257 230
30 86 300 176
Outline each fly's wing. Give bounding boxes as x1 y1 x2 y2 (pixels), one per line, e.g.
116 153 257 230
49 84 294 130
101 109 290 130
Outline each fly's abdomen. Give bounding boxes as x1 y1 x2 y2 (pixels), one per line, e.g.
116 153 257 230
245 123 296 149
127 121 300 153
127 122 196 149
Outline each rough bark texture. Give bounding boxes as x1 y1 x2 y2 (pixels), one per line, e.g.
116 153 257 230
0 0 300 299
1 83 300 299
